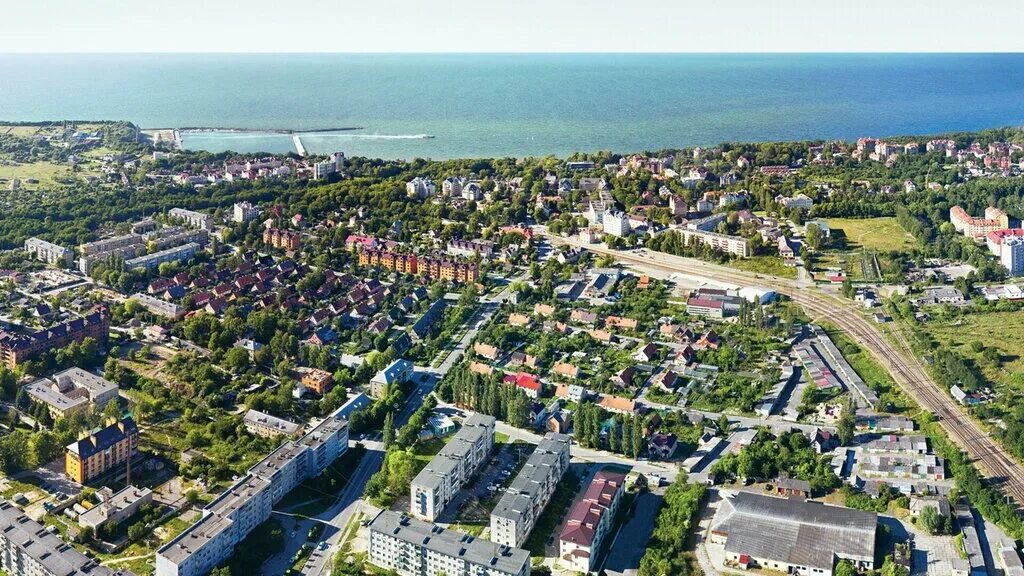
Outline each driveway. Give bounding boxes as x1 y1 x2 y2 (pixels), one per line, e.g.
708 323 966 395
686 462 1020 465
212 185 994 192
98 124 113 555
601 491 664 576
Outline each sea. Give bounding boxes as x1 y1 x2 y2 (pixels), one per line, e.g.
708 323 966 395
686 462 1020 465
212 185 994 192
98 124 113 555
3 53 1024 159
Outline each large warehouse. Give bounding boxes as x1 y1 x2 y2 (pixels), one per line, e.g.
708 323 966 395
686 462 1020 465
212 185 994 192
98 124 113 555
709 491 877 576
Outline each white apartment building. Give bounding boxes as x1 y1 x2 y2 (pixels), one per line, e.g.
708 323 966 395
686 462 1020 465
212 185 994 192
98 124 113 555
410 413 495 521
232 202 261 224
156 413 348 576
602 210 631 237
25 367 119 420
169 208 214 230
0 499 124 576
679 228 750 257
129 293 185 320
312 160 337 180
243 409 302 438
406 177 437 198
24 237 72 267
490 433 571 548
368 511 530 576
1002 236 1024 276
125 242 200 271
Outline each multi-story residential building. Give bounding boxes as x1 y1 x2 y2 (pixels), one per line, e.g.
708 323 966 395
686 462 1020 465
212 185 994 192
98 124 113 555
687 213 727 232
312 160 337 180
299 368 334 395
558 470 626 573
79 234 145 256
0 308 110 369
370 359 414 398
602 210 631 237
368 511 530 576
669 194 688 216
147 228 208 252
447 239 494 259
357 249 480 283
1001 235 1024 276
0 499 128 576
156 412 348 576
78 485 153 531
25 367 118 420
406 177 437 198
129 293 186 320
678 228 750 258
411 414 496 521
232 201 261 224
65 417 140 484
775 193 814 211
243 409 302 438
442 176 467 196
169 208 214 230
263 228 301 250
490 434 571 548
24 237 72 267
950 206 1010 239
125 243 200 272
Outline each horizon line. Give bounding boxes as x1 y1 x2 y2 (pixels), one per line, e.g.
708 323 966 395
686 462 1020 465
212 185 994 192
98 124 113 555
2 50 1024 56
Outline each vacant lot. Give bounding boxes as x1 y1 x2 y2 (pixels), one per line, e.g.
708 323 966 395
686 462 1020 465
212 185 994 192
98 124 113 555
731 255 798 279
826 217 916 252
919 310 1024 391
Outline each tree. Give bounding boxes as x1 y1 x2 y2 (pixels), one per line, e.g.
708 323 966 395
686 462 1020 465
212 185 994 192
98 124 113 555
919 505 941 534
716 414 731 436
841 277 855 299
837 400 855 446
834 559 856 576
806 223 824 250
382 411 395 449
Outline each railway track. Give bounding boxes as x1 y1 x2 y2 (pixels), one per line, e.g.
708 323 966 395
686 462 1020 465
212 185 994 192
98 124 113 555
545 234 1024 506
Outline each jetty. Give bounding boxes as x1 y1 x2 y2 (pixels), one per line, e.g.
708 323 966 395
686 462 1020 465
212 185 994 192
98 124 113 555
292 135 307 157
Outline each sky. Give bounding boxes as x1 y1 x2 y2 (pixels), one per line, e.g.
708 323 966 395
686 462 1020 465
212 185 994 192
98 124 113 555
3 0 1024 53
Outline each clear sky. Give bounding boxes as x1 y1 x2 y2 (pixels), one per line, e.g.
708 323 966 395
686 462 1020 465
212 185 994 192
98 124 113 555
4 0 1023 53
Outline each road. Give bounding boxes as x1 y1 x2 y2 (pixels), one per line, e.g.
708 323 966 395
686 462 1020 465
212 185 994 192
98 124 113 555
270 285 511 576
538 228 1024 507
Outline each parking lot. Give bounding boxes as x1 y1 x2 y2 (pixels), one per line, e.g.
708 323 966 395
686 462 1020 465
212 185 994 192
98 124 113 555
439 441 536 525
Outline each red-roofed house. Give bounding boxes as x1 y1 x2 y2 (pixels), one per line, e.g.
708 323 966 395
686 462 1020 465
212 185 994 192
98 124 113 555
503 372 543 398
559 470 627 573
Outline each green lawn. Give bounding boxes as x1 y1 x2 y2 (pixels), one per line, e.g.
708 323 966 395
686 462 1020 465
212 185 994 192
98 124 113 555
731 256 798 279
917 310 1024 392
826 217 916 252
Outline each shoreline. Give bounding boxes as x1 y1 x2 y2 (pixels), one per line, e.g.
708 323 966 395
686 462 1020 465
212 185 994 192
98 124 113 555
146 126 365 134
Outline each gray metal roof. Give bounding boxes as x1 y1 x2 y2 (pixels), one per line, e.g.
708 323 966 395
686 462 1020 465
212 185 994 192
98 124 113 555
712 491 876 571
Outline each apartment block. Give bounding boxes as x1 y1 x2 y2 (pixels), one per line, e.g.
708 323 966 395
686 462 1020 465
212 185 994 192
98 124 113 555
411 413 496 521
232 201 261 224
125 242 200 272
169 208 214 230
950 205 1010 239
490 433 571 548
368 511 529 576
65 418 139 484
559 470 626 573
24 237 72 267
357 249 480 284
129 293 186 321
0 308 110 369
156 412 349 576
25 367 118 420
0 499 127 576
243 409 302 438
263 227 301 250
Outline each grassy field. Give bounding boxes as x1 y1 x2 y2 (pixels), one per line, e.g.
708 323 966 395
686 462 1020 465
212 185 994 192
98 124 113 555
731 256 798 279
826 217 916 252
917 310 1024 391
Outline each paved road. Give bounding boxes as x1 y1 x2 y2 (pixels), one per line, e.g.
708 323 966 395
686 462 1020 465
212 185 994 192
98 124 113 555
601 491 664 576
538 227 1024 507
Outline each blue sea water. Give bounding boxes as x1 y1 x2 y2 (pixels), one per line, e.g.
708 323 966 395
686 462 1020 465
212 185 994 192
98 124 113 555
2 53 1024 159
